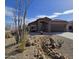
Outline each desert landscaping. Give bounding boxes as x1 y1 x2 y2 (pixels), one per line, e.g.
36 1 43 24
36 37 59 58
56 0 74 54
5 32 73 59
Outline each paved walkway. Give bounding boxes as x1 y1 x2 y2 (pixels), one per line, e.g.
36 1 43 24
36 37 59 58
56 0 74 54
56 32 73 40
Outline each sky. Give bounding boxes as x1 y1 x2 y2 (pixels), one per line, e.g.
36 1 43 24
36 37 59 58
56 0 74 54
5 0 73 25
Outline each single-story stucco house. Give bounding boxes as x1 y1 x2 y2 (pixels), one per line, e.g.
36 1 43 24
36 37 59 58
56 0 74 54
28 17 73 32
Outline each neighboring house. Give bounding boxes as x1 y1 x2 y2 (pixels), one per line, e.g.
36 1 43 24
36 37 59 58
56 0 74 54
28 17 73 32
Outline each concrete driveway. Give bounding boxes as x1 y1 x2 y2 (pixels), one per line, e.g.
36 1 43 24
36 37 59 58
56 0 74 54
29 32 73 39
56 32 73 40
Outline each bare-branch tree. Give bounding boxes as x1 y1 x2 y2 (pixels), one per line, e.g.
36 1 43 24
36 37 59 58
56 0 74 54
12 0 31 52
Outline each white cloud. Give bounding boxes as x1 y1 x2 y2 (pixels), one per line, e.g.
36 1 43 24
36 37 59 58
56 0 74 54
27 9 73 22
53 12 62 15
48 15 59 18
37 15 47 18
27 17 38 23
5 7 73 23
63 9 73 14
36 9 73 19
37 14 59 18
5 7 15 17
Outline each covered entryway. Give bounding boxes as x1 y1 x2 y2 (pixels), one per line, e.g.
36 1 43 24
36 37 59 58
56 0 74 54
39 22 48 32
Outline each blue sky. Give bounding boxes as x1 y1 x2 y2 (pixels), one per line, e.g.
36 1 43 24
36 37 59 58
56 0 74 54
5 0 73 24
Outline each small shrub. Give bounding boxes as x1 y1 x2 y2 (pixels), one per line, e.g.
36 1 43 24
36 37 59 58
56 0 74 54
25 40 31 47
57 40 64 48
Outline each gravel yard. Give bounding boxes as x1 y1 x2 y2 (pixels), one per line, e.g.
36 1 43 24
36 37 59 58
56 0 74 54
5 34 73 59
